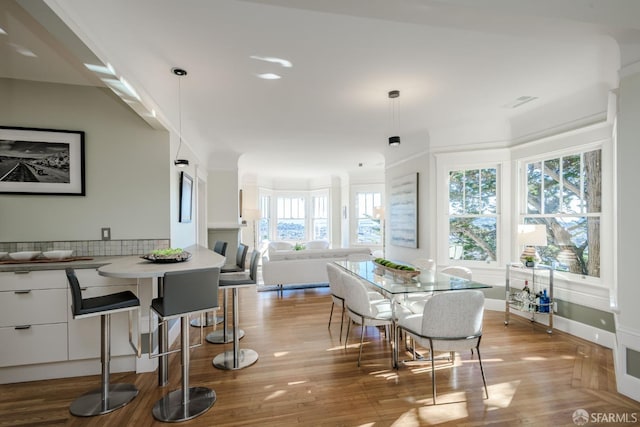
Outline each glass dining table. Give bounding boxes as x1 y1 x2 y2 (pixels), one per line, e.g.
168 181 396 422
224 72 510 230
335 259 493 367
334 260 492 298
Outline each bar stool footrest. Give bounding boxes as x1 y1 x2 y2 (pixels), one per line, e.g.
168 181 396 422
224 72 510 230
69 383 138 417
152 387 216 422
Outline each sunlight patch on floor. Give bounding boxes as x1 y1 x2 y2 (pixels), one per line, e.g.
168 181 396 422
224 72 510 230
264 389 287 401
483 380 520 409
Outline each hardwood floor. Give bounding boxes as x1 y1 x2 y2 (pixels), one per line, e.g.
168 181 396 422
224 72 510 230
1 287 639 426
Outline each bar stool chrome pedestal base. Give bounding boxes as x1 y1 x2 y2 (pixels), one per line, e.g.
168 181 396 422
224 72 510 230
190 311 223 327
212 287 258 370
70 383 138 417
206 328 244 344
206 288 244 343
213 348 258 370
152 387 216 422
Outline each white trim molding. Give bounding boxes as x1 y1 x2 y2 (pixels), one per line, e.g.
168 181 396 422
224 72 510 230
614 327 640 402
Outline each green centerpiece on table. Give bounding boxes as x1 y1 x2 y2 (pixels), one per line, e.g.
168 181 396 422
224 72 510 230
141 247 192 263
373 257 420 282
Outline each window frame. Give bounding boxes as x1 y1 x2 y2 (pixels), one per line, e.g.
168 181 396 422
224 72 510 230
436 149 509 269
518 142 604 283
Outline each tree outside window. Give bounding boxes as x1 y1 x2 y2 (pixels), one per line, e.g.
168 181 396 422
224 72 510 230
448 168 498 261
523 149 601 277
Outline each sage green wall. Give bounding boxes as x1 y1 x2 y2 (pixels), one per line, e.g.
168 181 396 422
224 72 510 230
0 78 170 241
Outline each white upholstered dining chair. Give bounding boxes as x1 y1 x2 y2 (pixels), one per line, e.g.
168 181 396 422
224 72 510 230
395 290 488 404
342 272 393 367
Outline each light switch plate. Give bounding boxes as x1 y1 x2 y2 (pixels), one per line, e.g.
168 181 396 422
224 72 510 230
101 227 111 241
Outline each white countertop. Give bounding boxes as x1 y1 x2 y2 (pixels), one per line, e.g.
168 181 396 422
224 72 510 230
98 245 225 279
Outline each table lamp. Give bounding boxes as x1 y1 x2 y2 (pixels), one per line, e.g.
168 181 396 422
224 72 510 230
517 224 547 264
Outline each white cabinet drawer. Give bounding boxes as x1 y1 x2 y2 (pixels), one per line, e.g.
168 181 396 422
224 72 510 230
0 270 66 291
74 268 137 287
0 289 68 327
0 323 68 367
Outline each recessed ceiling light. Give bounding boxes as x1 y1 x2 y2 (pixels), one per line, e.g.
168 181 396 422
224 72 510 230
250 56 292 68
8 43 36 58
257 73 281 80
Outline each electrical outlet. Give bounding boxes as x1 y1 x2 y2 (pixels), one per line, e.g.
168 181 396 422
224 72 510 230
101 227 111 241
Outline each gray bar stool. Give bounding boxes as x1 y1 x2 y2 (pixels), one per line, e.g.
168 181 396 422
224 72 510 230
65 268 141 417
221 243 248 273
190 241 227 328
149 267 220 423
212 250 259 370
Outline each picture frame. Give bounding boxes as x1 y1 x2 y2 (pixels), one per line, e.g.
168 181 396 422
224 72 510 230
179 171 193 223
389 172 419 248
0 126 85 195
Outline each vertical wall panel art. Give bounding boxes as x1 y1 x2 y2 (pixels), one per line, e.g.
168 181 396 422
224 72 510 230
389 172 418 248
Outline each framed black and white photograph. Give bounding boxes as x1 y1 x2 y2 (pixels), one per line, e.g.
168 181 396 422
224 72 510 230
179 171 193 223
0 126 85 195
389 172 419 248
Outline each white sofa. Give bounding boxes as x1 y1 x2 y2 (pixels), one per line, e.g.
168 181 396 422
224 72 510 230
261 240 372 286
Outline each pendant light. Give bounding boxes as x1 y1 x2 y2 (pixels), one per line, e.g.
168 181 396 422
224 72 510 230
388 90 401 146
172 67 189 167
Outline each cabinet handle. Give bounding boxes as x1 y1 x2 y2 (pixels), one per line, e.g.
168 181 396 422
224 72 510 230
13 271 30 275
14 290 32 294
14 325 32 330
80 287 88 291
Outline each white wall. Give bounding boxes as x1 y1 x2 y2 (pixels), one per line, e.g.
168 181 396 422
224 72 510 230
615 64 640 401
0 78 170 241
207 169 239 227
385 152 431 262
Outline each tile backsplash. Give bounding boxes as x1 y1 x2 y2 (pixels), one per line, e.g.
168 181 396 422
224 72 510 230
0 239 170 257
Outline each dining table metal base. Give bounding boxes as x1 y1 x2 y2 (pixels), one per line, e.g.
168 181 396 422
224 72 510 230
213 349 258 370
206 329 245 344
152 387 216 422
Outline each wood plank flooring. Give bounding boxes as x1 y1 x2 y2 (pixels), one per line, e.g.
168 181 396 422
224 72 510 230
1 287 639 426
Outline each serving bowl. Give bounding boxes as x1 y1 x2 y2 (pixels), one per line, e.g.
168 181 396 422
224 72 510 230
43 250 74 260
9 251 41 261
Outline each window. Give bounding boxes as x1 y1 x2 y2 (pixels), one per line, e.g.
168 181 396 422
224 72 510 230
448 168 498 261
276 196 305 241
258 195 270 244
356 192 382 244
522 149 601 278
311 195 328 240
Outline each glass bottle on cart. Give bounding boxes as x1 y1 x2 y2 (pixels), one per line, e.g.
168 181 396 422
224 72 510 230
504 263 554 334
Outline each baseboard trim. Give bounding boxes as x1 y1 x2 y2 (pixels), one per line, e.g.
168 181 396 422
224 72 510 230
485 298 616 349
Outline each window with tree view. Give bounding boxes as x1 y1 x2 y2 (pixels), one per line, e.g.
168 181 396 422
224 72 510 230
523 149 601 277
448 168 498 261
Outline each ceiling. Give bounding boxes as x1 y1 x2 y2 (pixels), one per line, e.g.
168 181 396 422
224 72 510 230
2 0 639 180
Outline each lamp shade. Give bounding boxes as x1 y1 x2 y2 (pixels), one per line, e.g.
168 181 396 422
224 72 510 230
517 224 547 247
243 208 261 221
